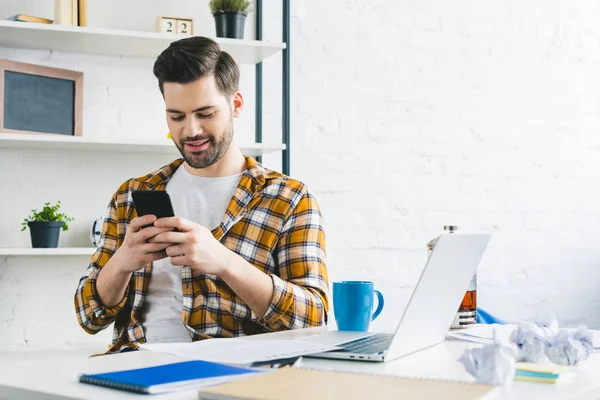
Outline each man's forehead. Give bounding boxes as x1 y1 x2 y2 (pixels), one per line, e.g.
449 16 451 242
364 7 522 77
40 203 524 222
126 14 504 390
163 82 207 96
163 75 218 92
163 81 225 109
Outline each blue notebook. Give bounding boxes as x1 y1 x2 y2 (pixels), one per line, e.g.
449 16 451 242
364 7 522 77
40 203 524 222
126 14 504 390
79 359 263 395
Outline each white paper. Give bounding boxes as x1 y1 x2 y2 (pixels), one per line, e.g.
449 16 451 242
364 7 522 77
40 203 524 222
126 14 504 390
447 324 600 351
140 337 339 366
147 373 267 395
447 324 517 344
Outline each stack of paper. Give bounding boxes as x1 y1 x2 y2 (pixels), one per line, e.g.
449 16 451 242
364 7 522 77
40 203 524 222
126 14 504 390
140 337 339 366
447 324 517 344
447 324 600 350
514 362 575 384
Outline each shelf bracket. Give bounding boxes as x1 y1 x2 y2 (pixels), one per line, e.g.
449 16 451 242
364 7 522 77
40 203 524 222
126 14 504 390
255 0 263 164
282 0 291 176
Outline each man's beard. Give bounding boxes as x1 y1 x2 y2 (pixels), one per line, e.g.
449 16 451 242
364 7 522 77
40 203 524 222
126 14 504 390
174 119 234 169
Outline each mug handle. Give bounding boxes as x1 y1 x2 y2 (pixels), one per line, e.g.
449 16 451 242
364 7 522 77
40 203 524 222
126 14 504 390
371 290 384 321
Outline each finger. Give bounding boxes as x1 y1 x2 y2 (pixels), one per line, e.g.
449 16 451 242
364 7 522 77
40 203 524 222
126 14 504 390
138 227 173 242
165 245 184 257
146 250 168 263
130 215 157 232
154 217 195 232
169 255 187 266
151 231 187 244
141 242 171 253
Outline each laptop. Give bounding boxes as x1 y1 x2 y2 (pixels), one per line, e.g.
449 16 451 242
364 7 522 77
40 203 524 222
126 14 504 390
303 232 491 363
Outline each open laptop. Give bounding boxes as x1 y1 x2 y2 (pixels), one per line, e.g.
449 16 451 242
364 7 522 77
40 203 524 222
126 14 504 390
303 232 491 363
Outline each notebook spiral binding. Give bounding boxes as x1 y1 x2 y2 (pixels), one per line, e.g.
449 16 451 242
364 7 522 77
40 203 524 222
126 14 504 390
294 366 482 385
79 375 149 394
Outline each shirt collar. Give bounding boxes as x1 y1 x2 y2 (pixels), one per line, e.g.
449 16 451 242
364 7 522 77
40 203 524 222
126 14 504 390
137 155 267 192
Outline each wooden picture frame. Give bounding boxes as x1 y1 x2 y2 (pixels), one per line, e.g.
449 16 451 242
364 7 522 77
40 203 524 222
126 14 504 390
0 59 83 137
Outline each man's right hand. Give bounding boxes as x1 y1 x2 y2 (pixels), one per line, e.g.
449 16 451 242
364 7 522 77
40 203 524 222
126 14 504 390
96 215 172 308
114 215 173 273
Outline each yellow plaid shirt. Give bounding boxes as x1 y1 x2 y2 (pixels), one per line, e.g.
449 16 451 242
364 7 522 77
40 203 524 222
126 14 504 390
74 156 329 353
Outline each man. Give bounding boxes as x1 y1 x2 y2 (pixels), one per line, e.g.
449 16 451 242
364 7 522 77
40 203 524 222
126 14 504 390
74 37 329 353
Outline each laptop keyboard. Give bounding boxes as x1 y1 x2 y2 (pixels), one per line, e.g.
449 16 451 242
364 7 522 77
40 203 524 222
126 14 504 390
340 333 394 354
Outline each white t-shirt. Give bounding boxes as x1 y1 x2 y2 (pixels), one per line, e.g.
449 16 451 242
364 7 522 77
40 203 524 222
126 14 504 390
141 165 243 343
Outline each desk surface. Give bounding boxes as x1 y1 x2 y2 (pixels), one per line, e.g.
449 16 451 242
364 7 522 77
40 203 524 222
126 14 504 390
1 328 600 400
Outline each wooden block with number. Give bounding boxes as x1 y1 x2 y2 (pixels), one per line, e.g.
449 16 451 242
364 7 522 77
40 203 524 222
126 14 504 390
156 16 177 34
176 18 193 36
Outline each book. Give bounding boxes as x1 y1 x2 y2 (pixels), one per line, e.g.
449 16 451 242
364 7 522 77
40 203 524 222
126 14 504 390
198 367 494 400
6 14 53 24
54 0 73 26
515 362 576 384
70 0 78 26
77 0 88 26
79 359 265 395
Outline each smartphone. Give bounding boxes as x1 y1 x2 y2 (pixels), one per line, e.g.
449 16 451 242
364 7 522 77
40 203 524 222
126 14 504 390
131 190 175 227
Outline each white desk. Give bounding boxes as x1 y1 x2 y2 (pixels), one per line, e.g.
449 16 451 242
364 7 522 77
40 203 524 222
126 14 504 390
1 328 600 400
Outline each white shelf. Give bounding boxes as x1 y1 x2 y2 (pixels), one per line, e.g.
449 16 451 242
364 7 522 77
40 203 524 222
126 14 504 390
0 133 286 157
0 20 285 64
0 248 96 256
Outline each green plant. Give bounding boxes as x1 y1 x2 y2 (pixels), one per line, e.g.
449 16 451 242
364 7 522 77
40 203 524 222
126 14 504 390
21 201 74 231
209 0 252 15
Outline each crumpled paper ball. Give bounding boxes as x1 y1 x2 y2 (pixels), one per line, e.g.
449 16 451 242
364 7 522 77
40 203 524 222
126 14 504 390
510 322 550 363
459 332 519 385
530 312 560 336
461 315 595 385
545 325 594 366
509 313 562 363
509 314 594 366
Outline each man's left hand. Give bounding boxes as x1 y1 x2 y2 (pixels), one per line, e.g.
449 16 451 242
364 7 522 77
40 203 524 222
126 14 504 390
150 217 232 276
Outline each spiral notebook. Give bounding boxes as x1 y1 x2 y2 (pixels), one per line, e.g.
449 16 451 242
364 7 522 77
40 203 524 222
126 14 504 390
79 359 264 395
198 367 494 400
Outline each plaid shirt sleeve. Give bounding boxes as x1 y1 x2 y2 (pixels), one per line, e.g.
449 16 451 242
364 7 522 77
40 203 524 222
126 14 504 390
74 186 130 334
258 190 330 330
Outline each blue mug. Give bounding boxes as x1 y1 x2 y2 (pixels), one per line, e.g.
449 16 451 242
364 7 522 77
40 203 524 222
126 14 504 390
333 281 384 332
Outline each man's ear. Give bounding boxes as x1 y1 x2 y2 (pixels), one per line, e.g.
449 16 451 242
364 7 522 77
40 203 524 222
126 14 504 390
231 91 244 118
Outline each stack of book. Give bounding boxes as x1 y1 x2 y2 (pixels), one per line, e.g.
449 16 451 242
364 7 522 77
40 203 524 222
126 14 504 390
5 0 87 26
79 360 495 399
54 0 88 26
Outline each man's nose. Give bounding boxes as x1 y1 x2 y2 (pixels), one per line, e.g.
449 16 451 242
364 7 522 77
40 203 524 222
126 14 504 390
185 117 203 136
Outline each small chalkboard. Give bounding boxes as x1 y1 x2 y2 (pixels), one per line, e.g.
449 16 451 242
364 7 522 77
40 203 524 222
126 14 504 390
0 60 82 137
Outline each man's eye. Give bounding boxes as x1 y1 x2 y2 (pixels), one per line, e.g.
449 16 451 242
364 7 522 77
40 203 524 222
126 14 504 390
171 116 184 121
197 112 214 119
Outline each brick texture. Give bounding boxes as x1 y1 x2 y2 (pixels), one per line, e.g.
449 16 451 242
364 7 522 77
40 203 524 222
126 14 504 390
1 0 600 350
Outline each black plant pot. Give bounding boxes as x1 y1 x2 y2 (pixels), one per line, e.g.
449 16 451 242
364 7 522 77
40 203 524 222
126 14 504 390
214 12 246 39
28 221 63 248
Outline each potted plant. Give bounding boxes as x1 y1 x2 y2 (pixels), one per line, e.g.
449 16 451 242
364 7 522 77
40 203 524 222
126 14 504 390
21 201 74 248
209 0 252 39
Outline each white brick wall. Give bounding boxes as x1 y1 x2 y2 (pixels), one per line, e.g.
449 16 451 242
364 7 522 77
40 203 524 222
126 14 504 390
1 0 600 350
290 0 600 332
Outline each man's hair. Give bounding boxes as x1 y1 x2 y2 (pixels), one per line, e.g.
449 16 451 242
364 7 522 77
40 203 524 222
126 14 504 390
153 36 240 98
